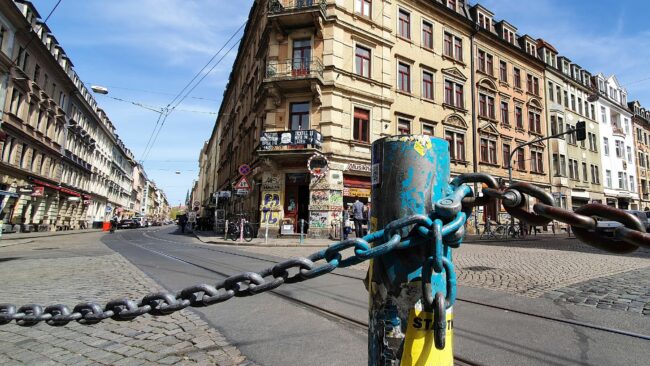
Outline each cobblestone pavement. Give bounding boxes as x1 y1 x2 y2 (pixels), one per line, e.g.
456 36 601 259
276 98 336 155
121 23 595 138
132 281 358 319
226 237 650 300
546 266 650 317
0 233 256 366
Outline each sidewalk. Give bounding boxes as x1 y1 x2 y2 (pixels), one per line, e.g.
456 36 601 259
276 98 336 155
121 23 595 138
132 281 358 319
193 230 332 247
0 228 102 241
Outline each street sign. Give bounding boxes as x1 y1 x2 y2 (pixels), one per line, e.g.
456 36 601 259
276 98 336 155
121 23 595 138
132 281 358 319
238 164 251 176
105 206 113 213
193 201 200 207
234 176 251 191
236 189 249 196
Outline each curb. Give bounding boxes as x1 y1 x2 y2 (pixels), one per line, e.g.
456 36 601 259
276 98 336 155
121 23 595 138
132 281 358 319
0 229 103 241
192 232 330 247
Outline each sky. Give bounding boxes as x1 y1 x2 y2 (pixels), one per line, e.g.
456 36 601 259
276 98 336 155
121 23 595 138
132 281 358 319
35 0 650 205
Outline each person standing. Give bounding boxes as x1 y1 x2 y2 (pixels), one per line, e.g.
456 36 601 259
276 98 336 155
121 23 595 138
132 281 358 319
352 199 364 238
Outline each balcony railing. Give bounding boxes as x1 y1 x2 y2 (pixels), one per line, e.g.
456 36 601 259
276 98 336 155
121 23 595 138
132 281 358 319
268 0 326 14
258 129 322 151
266 58 323 80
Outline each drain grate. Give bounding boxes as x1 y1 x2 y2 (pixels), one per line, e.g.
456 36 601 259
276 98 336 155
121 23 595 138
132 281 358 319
464 266 495 272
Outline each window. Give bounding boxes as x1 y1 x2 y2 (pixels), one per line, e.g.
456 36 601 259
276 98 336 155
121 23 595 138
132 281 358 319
630 176 635 192
355 45 371 78
33 64 40 82
447 0 456 10
502 144 511 168
422 71 434 100
513 68 521 88
618 172 625 189
550 115 557 135
58 92 66 108
582 162 588 182
398 62 411 93
478 94 495 119
591 165 599 184
528 110 541 134
515 106 523 128
627 146 632 163
606 170 612 188
568 159 579 180
356 0 371 17
570 94 576 111
588 133 597 151
19 144 28 168
499 61 507 83
444 80 464 109
500 102 509 125
480 137 497 164
603 137 609 156
353 108 370 142
517 149 525 170
446 131 465 161
560 155 567 176
615 140 624 158
422 123 434 136
1 136 14 163
398 9 410 39
290 102 310 130
29 150 37 172
600 106 607 124
590 104 595 120
422 21 433 49
478 50 493 75
444 32 463 61
9 89 23 116
566 125 576 144
478 12 491 30
640 152 645 168
556 86 562 104
397 118 411 135
548 81 554 101
624 118 630 134
292 39 312 74
531 149 544 173
578 97 583 115
17 47 29 70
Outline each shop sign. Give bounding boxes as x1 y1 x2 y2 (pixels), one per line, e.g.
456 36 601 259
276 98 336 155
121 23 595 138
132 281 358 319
260 130 322 151
31 186 44 197
18 185 34 195
308 153 329 178
344 187 371 198
346 163 371 173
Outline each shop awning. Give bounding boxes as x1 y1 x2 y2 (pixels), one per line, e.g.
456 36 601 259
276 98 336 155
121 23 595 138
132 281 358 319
343 175 371 188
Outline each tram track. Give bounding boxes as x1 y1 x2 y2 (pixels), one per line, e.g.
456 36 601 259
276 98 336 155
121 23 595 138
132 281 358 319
118 231 486 366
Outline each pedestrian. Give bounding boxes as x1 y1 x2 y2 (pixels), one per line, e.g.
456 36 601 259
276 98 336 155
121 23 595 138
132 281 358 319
179 214 188 234
352 199 364 238
342 208 349 240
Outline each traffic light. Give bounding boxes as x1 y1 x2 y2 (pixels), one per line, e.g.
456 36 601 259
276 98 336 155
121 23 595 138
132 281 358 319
575 121 587 141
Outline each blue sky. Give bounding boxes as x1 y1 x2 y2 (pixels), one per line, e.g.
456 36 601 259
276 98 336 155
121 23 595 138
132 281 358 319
36 0 650 205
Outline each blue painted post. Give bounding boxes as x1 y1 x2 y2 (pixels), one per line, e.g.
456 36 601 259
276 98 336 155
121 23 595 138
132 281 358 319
368 135 454 365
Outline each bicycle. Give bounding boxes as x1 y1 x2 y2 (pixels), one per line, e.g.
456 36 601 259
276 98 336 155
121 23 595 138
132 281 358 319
227 214 254 242
479 220 499 240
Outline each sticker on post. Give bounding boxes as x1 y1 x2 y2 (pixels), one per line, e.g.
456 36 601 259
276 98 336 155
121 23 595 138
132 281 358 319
371 163 380 185
400 308 454 366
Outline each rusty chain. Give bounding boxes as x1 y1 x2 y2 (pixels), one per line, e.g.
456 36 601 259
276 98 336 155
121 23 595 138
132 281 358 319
1 172 649 329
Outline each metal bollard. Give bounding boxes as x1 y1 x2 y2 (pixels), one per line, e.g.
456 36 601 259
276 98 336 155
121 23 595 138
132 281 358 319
368 135 454 366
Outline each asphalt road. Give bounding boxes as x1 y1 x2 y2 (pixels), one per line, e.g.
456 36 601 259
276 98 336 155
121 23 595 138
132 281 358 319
103 227 650 366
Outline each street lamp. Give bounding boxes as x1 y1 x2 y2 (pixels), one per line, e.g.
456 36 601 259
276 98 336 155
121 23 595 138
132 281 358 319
90 85 109 94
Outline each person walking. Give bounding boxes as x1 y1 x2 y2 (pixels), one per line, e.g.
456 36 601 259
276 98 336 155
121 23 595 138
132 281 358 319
179 214 188 234
352 199 364 238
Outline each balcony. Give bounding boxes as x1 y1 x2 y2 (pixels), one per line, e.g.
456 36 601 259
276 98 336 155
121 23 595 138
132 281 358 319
268 0 327 28
265 58 324 91
612 125 625 137
257 129 322 155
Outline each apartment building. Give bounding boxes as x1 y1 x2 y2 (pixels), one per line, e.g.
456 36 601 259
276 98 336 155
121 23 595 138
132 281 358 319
468 4 549 223
629 100 650 210
537 40 604 216
0 0 152 232
594 73 638 209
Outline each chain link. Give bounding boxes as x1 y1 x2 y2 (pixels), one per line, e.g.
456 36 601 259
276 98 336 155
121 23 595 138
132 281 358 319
2 172 649 330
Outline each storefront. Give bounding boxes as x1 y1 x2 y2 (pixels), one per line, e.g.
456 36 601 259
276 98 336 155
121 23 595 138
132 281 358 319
343 174 371 208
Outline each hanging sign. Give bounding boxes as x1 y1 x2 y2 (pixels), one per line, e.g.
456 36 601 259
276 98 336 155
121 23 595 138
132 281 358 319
308 152 329 178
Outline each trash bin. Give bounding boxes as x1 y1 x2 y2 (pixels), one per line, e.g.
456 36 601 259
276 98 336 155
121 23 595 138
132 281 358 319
102 222 111 231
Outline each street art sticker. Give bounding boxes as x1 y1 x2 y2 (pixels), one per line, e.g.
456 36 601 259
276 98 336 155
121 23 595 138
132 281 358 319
309 211 329 229
329 190 343 205
261 210 280 225
310 190 329 205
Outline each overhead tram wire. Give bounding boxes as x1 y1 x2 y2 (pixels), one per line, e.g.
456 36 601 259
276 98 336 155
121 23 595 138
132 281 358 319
138 21 247 164
140 37 242 163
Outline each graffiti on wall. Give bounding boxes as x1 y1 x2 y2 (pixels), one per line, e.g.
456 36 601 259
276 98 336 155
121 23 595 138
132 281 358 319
309 211 329 229
261 192 281 209
262 174 281 191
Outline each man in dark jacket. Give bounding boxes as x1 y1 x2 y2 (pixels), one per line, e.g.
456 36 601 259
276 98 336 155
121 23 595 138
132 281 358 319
352 199 364 238
178 214 188 234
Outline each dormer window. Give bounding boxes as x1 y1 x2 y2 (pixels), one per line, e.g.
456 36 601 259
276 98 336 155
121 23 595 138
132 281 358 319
447 0 457 11
525 42 536 57
502 29 515 44
478 12 491 30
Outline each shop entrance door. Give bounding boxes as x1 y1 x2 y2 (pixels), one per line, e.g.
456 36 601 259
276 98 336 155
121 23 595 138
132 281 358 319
285 173 310 233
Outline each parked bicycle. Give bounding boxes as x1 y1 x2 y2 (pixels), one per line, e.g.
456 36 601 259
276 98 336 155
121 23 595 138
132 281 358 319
479 220 499 240
227 214 254 242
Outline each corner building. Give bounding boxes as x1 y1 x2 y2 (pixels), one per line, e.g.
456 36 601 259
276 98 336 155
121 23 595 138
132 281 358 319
629 101 650 210
208 0 473 237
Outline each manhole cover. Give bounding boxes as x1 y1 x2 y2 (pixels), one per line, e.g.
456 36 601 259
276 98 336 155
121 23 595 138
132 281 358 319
32 247 59 251
465 266 495 271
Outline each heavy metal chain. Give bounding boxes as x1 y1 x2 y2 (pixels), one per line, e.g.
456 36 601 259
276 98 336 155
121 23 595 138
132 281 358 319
1 172 649 333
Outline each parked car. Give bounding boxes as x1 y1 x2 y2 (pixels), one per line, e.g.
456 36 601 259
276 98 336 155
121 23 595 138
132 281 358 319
117 219 137 229
595 210 650 235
